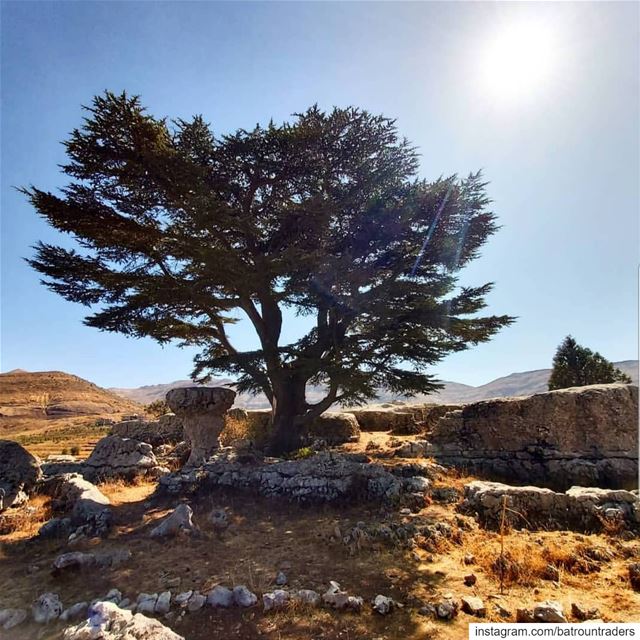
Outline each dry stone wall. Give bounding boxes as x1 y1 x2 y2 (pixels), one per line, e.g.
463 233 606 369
111 414 183 446
425 384 638 490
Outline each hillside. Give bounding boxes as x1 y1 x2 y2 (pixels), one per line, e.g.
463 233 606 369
110 360 638 407
0 370 141 418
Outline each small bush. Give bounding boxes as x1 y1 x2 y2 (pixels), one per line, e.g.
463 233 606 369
70 446 80 456
290 446 314 460
145 399 169 418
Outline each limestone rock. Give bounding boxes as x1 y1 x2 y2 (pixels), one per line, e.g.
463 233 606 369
166 387 236 467
136 593 158 614
32 592 63 623
83 435 160 481
292 589 321 607
304 413 361 445
209 507 229 532
435 597 458 620
0 608 27 630
395 440 429 458
40 473 112 537
206 586 233 608
62 601 183 639
533 600 567 623
150 504 196 538
263 589 289 612
159 451 435 505
104 589 122 604
516 608 535 623
155 592 172 614
372 594 394 615
174 591 192 607
186 592 206 612
232 585 257 608
571 602 600 621
111 414 183 447
461 596 486 617
275 570 288 586
52 551 97 572
0 439 41 511
60 602 88 622
428 384 638 490
460 480 640 532
322 582 363 612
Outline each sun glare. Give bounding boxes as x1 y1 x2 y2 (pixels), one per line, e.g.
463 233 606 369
480 21 557 105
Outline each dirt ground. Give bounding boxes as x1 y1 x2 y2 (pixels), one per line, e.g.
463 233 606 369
1 451 639 639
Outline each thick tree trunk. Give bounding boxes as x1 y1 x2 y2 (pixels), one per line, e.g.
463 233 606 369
266 376 307 455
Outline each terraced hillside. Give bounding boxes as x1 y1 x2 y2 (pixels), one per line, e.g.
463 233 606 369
0 370 142 459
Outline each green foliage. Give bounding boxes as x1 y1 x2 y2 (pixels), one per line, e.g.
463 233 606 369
146 399 169 418
548 336 632 391
24 91 514 453
290 446 314 460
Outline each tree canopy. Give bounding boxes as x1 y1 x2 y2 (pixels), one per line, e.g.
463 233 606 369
24 91 514 452
548 335 631 391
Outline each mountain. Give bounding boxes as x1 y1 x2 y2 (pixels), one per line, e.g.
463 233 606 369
110 360 638 408
0 370 142 418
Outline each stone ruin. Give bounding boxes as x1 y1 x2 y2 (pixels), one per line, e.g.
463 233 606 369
424 383 638 490
460 480 640 532
159 450 435 507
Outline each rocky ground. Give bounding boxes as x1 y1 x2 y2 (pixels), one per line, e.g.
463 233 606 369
0 431 639 640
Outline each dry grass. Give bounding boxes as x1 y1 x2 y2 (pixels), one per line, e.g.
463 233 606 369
0 494 53 541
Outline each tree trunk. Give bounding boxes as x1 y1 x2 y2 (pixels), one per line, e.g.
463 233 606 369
266 376 307 455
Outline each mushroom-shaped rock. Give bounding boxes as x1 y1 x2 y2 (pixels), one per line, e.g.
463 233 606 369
166 387 236 467
0 439 41 511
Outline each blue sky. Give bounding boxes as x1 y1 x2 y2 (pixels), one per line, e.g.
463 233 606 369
1 1 638 389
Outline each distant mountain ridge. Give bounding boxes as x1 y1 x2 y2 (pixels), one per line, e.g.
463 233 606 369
0 370 142 418
109 360 638 408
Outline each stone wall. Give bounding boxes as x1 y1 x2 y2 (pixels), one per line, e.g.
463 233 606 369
460 480 640 532
425 384 638 490
111 414 183 447
158 451 435 505
223 409 360 447
348 404 462 434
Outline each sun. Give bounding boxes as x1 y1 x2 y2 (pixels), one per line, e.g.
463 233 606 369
480 21 557 105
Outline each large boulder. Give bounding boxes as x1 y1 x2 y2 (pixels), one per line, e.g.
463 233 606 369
0 439 41 511
426 384 638 489
39 473 112 538
43 436 163 482
81 436 160 481
63 601 183 639
166 387 236 467
304 413 360 445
